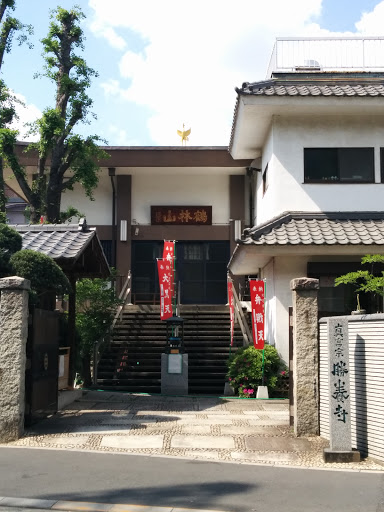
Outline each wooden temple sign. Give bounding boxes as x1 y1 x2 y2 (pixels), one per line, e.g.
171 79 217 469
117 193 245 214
151 206 212 225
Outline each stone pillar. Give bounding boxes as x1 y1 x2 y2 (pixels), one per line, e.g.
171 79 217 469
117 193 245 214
0 276 30 442
290 277 319 436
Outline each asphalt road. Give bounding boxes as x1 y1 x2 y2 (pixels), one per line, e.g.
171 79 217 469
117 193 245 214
0 447 383 512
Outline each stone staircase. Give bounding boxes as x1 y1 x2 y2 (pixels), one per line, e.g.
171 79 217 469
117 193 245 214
97 305 245 394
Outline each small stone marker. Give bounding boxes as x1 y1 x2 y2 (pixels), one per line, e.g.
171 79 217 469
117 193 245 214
323 317 360 463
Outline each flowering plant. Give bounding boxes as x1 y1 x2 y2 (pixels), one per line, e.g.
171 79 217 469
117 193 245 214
226 345 282 397
239 387 255 398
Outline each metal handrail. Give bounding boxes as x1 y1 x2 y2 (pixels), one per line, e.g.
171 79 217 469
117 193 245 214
232 285 252 346
112 271 132 330
176 280 181 316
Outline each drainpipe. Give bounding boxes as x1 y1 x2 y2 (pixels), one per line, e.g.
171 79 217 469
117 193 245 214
109 167 116 268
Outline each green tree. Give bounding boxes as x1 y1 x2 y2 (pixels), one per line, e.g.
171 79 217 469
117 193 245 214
76 276 122 386
335 254 384 312
1 6 107 224
0 0 32 222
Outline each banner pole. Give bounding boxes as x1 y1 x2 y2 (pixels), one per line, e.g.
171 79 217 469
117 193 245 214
262 278 266 386
262 348 265 386
173 240 176 315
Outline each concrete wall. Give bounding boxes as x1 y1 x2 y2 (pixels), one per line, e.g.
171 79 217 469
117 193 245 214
257 115 384 224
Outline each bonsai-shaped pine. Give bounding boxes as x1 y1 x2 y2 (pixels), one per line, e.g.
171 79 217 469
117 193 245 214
75 275 123 387
335 254 384 312
226 345 281 397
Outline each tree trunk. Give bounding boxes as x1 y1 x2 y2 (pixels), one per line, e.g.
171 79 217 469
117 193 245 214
46 182 62 223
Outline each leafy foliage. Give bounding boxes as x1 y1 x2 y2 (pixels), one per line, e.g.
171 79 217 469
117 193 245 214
0 222 21 274
0 1 32 218
335 254 384 298
75 275 122 386
76 276 122 357
1 6 108 223
59 205 84 223
226 345 282 397
10 249 71 295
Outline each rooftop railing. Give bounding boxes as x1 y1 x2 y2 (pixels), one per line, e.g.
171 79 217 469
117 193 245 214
266 37 384 78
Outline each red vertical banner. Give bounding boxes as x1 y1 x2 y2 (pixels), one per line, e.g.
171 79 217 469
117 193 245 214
163 241 175 298
157 259 173 320
227 276 235 346
249 279 265 349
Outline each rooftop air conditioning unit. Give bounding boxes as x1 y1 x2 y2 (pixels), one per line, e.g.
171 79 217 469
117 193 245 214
295 59 322 71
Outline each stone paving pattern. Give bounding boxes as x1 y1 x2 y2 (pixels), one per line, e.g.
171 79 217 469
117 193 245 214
5 391 384 471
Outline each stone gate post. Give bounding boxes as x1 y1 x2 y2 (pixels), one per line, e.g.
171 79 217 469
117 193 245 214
0 276 30 442
290 277 319 436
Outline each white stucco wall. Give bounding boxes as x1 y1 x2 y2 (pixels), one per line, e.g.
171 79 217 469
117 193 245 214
132 173 230 225
261 255 308 363
257 115 384 224
273 255 308 363
254 127 274 226
61 172 113 225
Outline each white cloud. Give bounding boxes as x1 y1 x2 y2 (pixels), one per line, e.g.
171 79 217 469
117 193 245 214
10 92 41 142
89 20 127 50
107 124 140 146
355 1 384 33
88 0 384 145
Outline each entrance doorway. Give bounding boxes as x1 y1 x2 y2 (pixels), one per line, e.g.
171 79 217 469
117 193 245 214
132 241 229 305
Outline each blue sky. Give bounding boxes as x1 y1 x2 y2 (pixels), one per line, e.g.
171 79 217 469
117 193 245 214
3 0 384 147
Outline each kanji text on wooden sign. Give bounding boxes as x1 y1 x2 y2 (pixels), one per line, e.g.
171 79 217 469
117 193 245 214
151 206 212 225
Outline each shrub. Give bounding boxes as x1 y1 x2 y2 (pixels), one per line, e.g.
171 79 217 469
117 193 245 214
226 345 282 397
0 224 22 276
10 249 71 296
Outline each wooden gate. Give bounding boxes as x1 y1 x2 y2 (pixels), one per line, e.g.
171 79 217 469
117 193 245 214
25 308 60 426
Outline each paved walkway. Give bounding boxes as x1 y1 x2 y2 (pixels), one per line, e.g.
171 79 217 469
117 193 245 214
6 391 384 471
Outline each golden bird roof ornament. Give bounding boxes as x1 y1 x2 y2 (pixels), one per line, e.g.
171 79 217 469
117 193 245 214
177 123 191 146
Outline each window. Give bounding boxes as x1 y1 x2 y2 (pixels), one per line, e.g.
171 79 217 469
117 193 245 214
304 148 374 183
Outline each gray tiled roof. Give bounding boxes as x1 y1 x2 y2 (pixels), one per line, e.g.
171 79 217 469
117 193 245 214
237 72 384 98
10 224 96 260
242 212 384 246
239 81 384 97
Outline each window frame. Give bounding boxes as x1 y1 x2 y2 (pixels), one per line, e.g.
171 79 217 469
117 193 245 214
304 147 375 184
